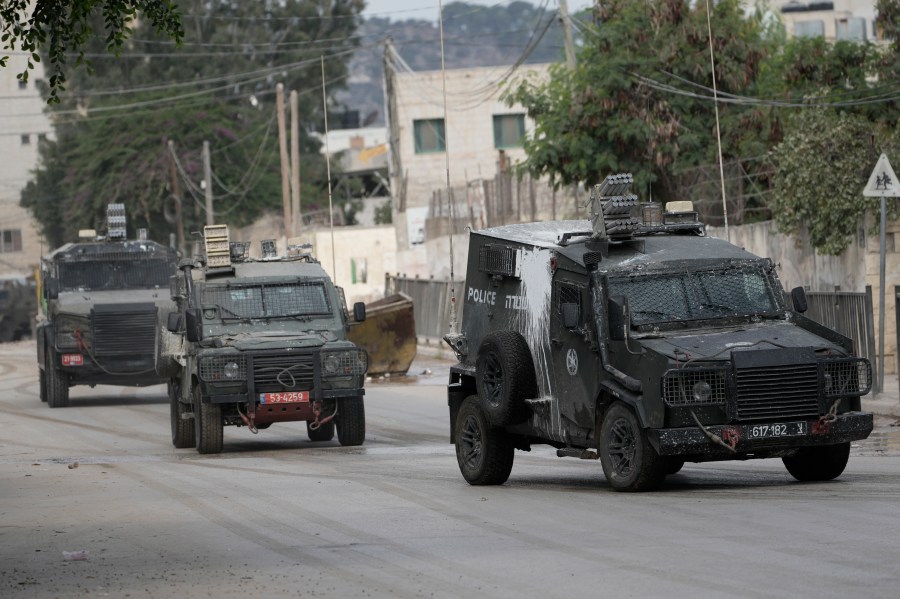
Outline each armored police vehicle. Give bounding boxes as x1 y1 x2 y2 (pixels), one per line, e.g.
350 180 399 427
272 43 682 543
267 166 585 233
36 204 180 407
445 174 873 491
167 225 368 454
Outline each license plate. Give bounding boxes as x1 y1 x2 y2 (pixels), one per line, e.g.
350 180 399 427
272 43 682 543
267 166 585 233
748 421 808 439
259 391 309 404
62 354 83 366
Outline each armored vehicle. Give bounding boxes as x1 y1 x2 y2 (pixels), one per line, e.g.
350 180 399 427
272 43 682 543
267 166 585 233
36 204 180 408
167 225 368 454
1 275 37 342
445 174 873 491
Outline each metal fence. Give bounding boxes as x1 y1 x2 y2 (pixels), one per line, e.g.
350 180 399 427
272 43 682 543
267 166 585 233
385 275 463 340
806 286 878 393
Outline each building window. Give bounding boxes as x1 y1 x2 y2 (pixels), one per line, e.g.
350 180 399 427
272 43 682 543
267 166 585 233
413 118 445 154
836 17 866 41
0 229 23 253
18 80 27 90
20 134 30 145
38 133 47 142
794 20 825 38
493 113 526 149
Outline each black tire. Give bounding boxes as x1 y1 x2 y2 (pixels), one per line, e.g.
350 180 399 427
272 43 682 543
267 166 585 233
307 419 335 442
39 366 47 402
46 353 70 409
599 402 665 492
336 397 365 446
664 458 685 476
475 331 537 426
170 379 195 449
193 383 223 454
454 396 514 485
782 442 851 482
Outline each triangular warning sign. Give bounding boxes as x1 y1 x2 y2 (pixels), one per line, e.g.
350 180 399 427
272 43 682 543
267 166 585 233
863 153 899 197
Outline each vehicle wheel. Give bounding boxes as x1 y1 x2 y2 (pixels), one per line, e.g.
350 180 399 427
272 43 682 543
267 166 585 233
336 397 365 446
170 379 195 449
454 396 514 485
599 402 665 492
307 419 335 442
39 366 47 402
664 458 685 476
475 331 537 426
193 383 223 454
46 353 70 409
782 442 850 482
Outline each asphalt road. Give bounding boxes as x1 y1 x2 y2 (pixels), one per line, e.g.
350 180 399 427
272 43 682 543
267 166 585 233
2 340 900 598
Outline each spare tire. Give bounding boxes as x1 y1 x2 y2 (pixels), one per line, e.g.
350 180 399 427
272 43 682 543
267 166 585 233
475 331 537 426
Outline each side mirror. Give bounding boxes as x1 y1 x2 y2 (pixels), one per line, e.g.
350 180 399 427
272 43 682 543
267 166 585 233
166 311 183 333
185 307 203 342
608 295 629 341
790 286 808 314
353 302 366 323
45 277 59 300
561 302 579 329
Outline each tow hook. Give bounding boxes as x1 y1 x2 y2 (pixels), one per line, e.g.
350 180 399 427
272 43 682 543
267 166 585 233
238 405 258 434
691 411 738 454
813 399 840 435
309 400 338 431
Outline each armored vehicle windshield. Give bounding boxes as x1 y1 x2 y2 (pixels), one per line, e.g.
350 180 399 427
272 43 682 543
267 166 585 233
201 279 333 322
54 242 176 292
606 259 783 327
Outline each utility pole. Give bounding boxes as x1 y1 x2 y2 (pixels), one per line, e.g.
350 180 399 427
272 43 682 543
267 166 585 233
559 0 576 69
202 140 214 226
276 83 291 237
290 89 301 237
167 140 185 252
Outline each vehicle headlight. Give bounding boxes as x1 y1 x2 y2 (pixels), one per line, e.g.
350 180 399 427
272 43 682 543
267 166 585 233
692 381 711 402
320 349 368 377
55 317 89 350
223 362 241 379
199 355 246 382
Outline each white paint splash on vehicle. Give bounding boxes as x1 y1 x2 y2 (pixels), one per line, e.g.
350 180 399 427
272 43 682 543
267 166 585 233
515 248 563 441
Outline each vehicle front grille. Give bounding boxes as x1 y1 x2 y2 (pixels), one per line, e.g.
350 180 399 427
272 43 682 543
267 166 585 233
91 304 157 356
734 362 820 421
252 353 315 393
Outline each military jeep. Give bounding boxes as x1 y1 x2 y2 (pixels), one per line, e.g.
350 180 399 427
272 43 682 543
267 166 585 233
445 174 873 491
167 225 368 454
36 205 179 407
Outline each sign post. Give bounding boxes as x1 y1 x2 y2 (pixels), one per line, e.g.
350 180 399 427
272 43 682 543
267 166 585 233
863 153 899 396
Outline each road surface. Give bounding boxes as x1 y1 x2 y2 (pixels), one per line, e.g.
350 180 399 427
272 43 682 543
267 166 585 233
2 340 899 598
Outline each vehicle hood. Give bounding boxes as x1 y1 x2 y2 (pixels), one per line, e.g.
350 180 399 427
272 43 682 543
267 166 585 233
208 329 344 351
54 289 174 316
637 321 840 362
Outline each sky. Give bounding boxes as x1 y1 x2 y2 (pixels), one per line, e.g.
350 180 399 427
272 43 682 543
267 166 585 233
361 0 595 22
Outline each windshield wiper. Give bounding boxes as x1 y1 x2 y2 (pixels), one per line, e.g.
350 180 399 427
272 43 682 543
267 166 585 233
699 302 734 314
209 304 256 322
632 309 681 321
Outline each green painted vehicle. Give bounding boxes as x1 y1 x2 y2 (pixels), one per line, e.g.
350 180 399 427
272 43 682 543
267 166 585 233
167 227 368 454
445 174 873 491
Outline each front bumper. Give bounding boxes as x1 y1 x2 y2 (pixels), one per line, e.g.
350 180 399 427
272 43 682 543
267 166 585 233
649 412 873 457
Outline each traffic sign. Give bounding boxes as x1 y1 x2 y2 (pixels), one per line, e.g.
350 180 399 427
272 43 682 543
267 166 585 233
863 153 899 197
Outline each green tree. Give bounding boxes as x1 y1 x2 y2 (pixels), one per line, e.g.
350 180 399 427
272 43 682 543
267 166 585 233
770 107 900 255
0 0 183 102
21 0 363 248
505 0 774 202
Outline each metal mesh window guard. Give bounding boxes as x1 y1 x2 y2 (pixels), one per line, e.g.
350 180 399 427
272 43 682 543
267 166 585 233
58 256 175 291
203 282 330 319
822 358 871 397
608 262 783 326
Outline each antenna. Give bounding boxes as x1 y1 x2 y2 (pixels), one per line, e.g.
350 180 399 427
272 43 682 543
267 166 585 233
439 0 458 335
321 55 337 278
705 0 729 241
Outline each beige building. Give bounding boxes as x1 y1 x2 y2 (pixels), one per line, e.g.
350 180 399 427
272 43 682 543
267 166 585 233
773 1 878 41
0 55 50 276
385 56 552 272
